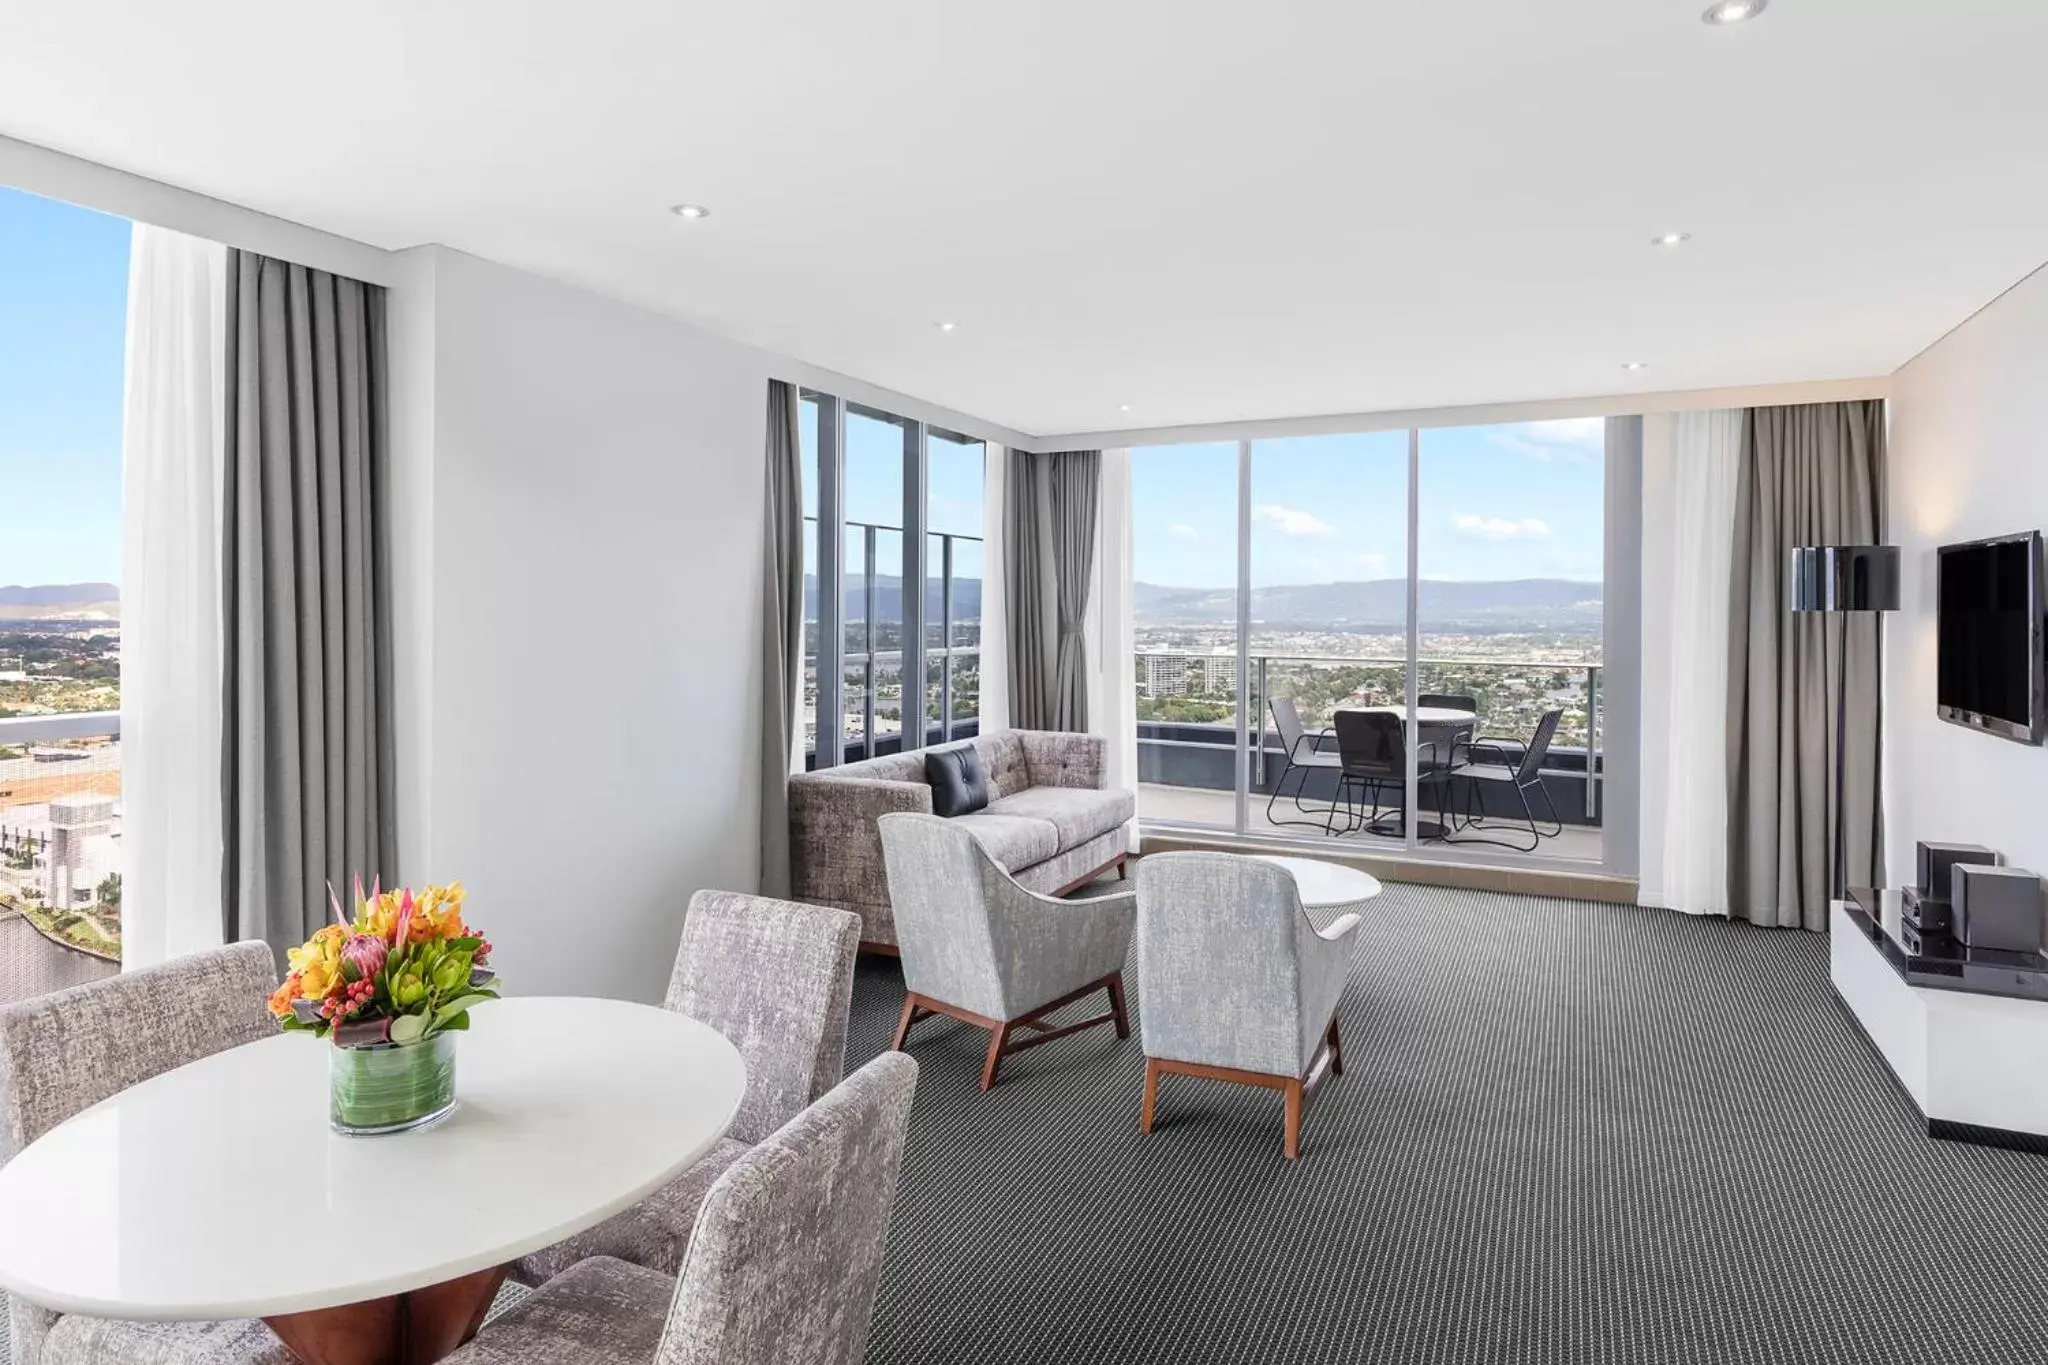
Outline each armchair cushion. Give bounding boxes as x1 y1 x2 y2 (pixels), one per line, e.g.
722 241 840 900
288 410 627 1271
924 744 990 818
985 787 1135 851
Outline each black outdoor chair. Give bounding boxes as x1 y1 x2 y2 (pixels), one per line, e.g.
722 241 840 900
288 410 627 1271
1449 708 1567 853
1418 693 1480 786
1265 698 1347 835
1332 711 1457 841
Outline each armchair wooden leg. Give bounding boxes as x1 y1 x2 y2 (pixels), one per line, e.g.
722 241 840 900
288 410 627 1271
891 995 921 1052
1282 1079 1305 1161
1115 857 1129 880
1325 1017 1343 1077
1106 971 1131 1040
1140 1058 1160 1134
980 1021 1014 1091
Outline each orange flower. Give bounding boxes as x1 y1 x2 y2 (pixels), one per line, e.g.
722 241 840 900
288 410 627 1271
268 971 304 1020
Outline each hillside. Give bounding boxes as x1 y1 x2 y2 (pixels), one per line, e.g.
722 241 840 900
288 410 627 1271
0 583 120 622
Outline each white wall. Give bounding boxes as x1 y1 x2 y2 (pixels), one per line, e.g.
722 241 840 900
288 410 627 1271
392 247 771 1003
1885 264 2048 885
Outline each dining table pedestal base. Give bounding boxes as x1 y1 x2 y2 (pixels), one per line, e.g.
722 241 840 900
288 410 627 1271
263 1264 508 1365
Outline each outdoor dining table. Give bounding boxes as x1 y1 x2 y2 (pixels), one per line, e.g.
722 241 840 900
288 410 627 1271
0 995 747 1365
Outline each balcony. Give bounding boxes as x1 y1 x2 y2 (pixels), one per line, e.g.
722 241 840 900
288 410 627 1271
1136 652 1605 863
0 711 123 1002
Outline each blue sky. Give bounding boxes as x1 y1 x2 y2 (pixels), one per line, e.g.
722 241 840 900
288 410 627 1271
1133 422 1606 589
0 186 131 588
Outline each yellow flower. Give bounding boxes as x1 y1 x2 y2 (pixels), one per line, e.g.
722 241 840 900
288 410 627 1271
287 924 347 1000
417 882 469 940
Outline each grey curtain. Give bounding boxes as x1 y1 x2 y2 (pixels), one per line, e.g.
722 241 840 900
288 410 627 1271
1005 450 1101 731
1727 400 1886 931
759 381 805 898
222 251 397 961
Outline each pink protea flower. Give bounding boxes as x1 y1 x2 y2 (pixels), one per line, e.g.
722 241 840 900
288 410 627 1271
341 933 388 982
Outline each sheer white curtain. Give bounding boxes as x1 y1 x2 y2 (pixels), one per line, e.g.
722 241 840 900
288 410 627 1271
1638 408 1743 916
1085 450 1138 849
979 443 1012 733
119 224 228 968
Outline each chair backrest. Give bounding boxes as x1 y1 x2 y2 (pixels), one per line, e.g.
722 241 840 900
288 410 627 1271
1332 710 1404 776
657 1052 919 1365
877 813 1010 1019
1269 697 1311 759
0 940 278 1358
666 891 861 1146
1135 852 1314 1077
1419 693 1477 713
1518 709 1565 783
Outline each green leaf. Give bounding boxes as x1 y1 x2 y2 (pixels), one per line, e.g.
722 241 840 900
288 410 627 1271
436 1012 471 1032
425 993 492 1036
388 1012 427 1045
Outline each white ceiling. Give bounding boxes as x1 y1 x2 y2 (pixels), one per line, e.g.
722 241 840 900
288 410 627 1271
4 0 2045 438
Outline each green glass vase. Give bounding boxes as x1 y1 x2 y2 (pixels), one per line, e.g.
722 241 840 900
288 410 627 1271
329 1032 458 1135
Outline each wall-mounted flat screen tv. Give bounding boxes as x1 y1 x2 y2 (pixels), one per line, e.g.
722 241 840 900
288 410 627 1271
1937 530 2046 745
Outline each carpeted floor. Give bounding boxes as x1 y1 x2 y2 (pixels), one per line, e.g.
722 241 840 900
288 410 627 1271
848 884 2048 1365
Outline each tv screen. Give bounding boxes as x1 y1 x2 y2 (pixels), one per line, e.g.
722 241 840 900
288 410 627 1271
1937 531 2044 744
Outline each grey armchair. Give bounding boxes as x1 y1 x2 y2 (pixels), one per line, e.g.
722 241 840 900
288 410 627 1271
878 812 1135 1090
446 1052 919 1365
1134 853 1360 1160
0 942 290 1364
514 889 861 1285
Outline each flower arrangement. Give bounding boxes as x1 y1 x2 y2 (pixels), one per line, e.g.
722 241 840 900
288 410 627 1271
269 878 499 1048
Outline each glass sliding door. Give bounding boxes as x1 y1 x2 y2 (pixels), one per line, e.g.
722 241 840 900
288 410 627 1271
1416 420 1605 862
1130 443 1241 831
1247 432 1410 847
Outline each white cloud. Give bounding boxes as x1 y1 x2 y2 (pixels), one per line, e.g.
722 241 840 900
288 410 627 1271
1168 523 1199 541
1488 417 1604 464
1252 503 1337 538
1356 551 1389 576
1453 514 1551 540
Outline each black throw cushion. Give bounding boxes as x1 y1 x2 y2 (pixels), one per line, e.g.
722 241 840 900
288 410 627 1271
925 745 990 818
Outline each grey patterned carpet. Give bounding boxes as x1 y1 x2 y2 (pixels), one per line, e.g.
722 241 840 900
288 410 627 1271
7 886 2045 1363
848 885 2048 1365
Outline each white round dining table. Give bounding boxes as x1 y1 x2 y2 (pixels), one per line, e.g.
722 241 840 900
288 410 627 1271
0 995 746 1363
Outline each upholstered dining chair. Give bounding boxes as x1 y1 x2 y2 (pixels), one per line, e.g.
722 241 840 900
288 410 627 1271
0 941 290 1365
445 1052 919 1365
878 812 1135 1090
1134 853 1361 1160
514 889 860 1285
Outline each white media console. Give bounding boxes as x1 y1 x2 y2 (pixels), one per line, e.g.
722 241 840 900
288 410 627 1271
1831 896 2048 1147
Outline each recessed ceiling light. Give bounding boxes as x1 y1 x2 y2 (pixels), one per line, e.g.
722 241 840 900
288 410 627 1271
1119 404 1132 413
1623 362 1651 371
670 203 710 220
936 321 958 333
1702 0 1766 25
1652 231 1692 247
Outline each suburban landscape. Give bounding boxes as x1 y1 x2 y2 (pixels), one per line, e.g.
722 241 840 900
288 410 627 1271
796 572 1603 756
0 582 123 972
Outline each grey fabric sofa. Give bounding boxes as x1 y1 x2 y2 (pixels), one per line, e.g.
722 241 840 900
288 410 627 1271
790 729 1135 949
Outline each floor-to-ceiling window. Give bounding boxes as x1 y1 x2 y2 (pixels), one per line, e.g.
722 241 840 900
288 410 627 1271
0 186 128 998
802 389 985 769
1130 443 1241 830
1130 420 1618 867
1417 420 1605 860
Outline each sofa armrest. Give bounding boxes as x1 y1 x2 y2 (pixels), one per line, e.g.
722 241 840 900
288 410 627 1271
1016 730 1107 790
788 774 935 914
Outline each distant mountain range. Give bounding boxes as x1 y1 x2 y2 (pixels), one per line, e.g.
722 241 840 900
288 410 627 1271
800 574 1597 632
1137 578 1601 631
0 583 121 623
